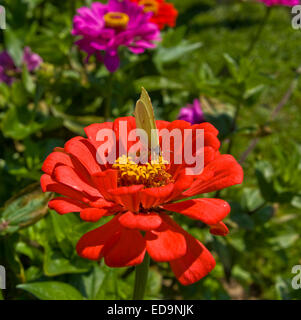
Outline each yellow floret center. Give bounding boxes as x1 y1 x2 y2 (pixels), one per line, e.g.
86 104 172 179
139 0 159 14
104 12 130 30
113 155 173 188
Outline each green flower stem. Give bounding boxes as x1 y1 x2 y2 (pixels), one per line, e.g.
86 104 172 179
132 253 150 300
246 6 272 56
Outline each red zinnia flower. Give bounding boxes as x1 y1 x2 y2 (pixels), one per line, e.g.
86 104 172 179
41 117 243 285
130 0 178 30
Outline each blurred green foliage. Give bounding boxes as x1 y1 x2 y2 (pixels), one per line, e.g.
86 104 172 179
0 0 301 300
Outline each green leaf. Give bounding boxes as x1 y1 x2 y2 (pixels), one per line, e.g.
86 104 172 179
67 265 109 300
275 277 291 300
223 54 239 80
213 237 232 277
17 282 84 300
232 265 252 283
291 196 301 209
134 76 184 92
269 233 299 249
255 161 277 202
0 183 52 235
22 65 36 94
94 266 132 300
252 206 274 224
16 241 43 263
50 211 79 255
10 81 28 106
241 188 265 212
243 85 265 103
43 245 90 276
228 237 246 253
50 107 104 135
2 106 43 140
230 211 255 230
154 41 202 68
162 26 187 47
25 266 43 282
4 29 23 66
145 269 162 298
275 277 301 300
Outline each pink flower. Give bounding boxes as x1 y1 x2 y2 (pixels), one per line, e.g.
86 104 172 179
22 47 43 72
72 0 161 72
0 51 18 85
0 48 42 85
258 0 299 6
177 99 205 125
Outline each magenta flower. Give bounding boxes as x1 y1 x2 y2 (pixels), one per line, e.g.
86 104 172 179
22 47 43 72
0 48 42 85
0 51 18 85
257 0 299 5
72 0 161 72
177 99 205 125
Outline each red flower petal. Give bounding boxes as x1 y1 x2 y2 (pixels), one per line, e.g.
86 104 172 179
210 221 229 236
185 130 220 155
51 139 93 184
91 169 118 201
130 0 178 30
84 122 114 142
84 122 115 163
118 211 162 231
203 132 220 150
140 184 174 209
170 233 216 286
113 116 137 154
192 122 219 137
104 228 146 267
42 151 74 175
159 120 222 177
54 165 102 198
145 215 186 262
88 198 117 209
76 216 121 261
64 137 101 176
48 197 88 214
183 155 243 196
156 120 170 130
152 1 178 29
163 121 190 154
167 169 194 201
161 198 230 225
80 208 109 222
109 185 144 212
40 174 92 203
203 146 216 166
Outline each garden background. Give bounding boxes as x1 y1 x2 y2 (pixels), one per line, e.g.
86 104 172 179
0 0 301 300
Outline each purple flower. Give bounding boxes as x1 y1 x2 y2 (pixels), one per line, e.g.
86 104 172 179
178 99 205 125
0 51 18 85
72 0 161 72
258 0 299 5
22 46 43 72
0 48 42 85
